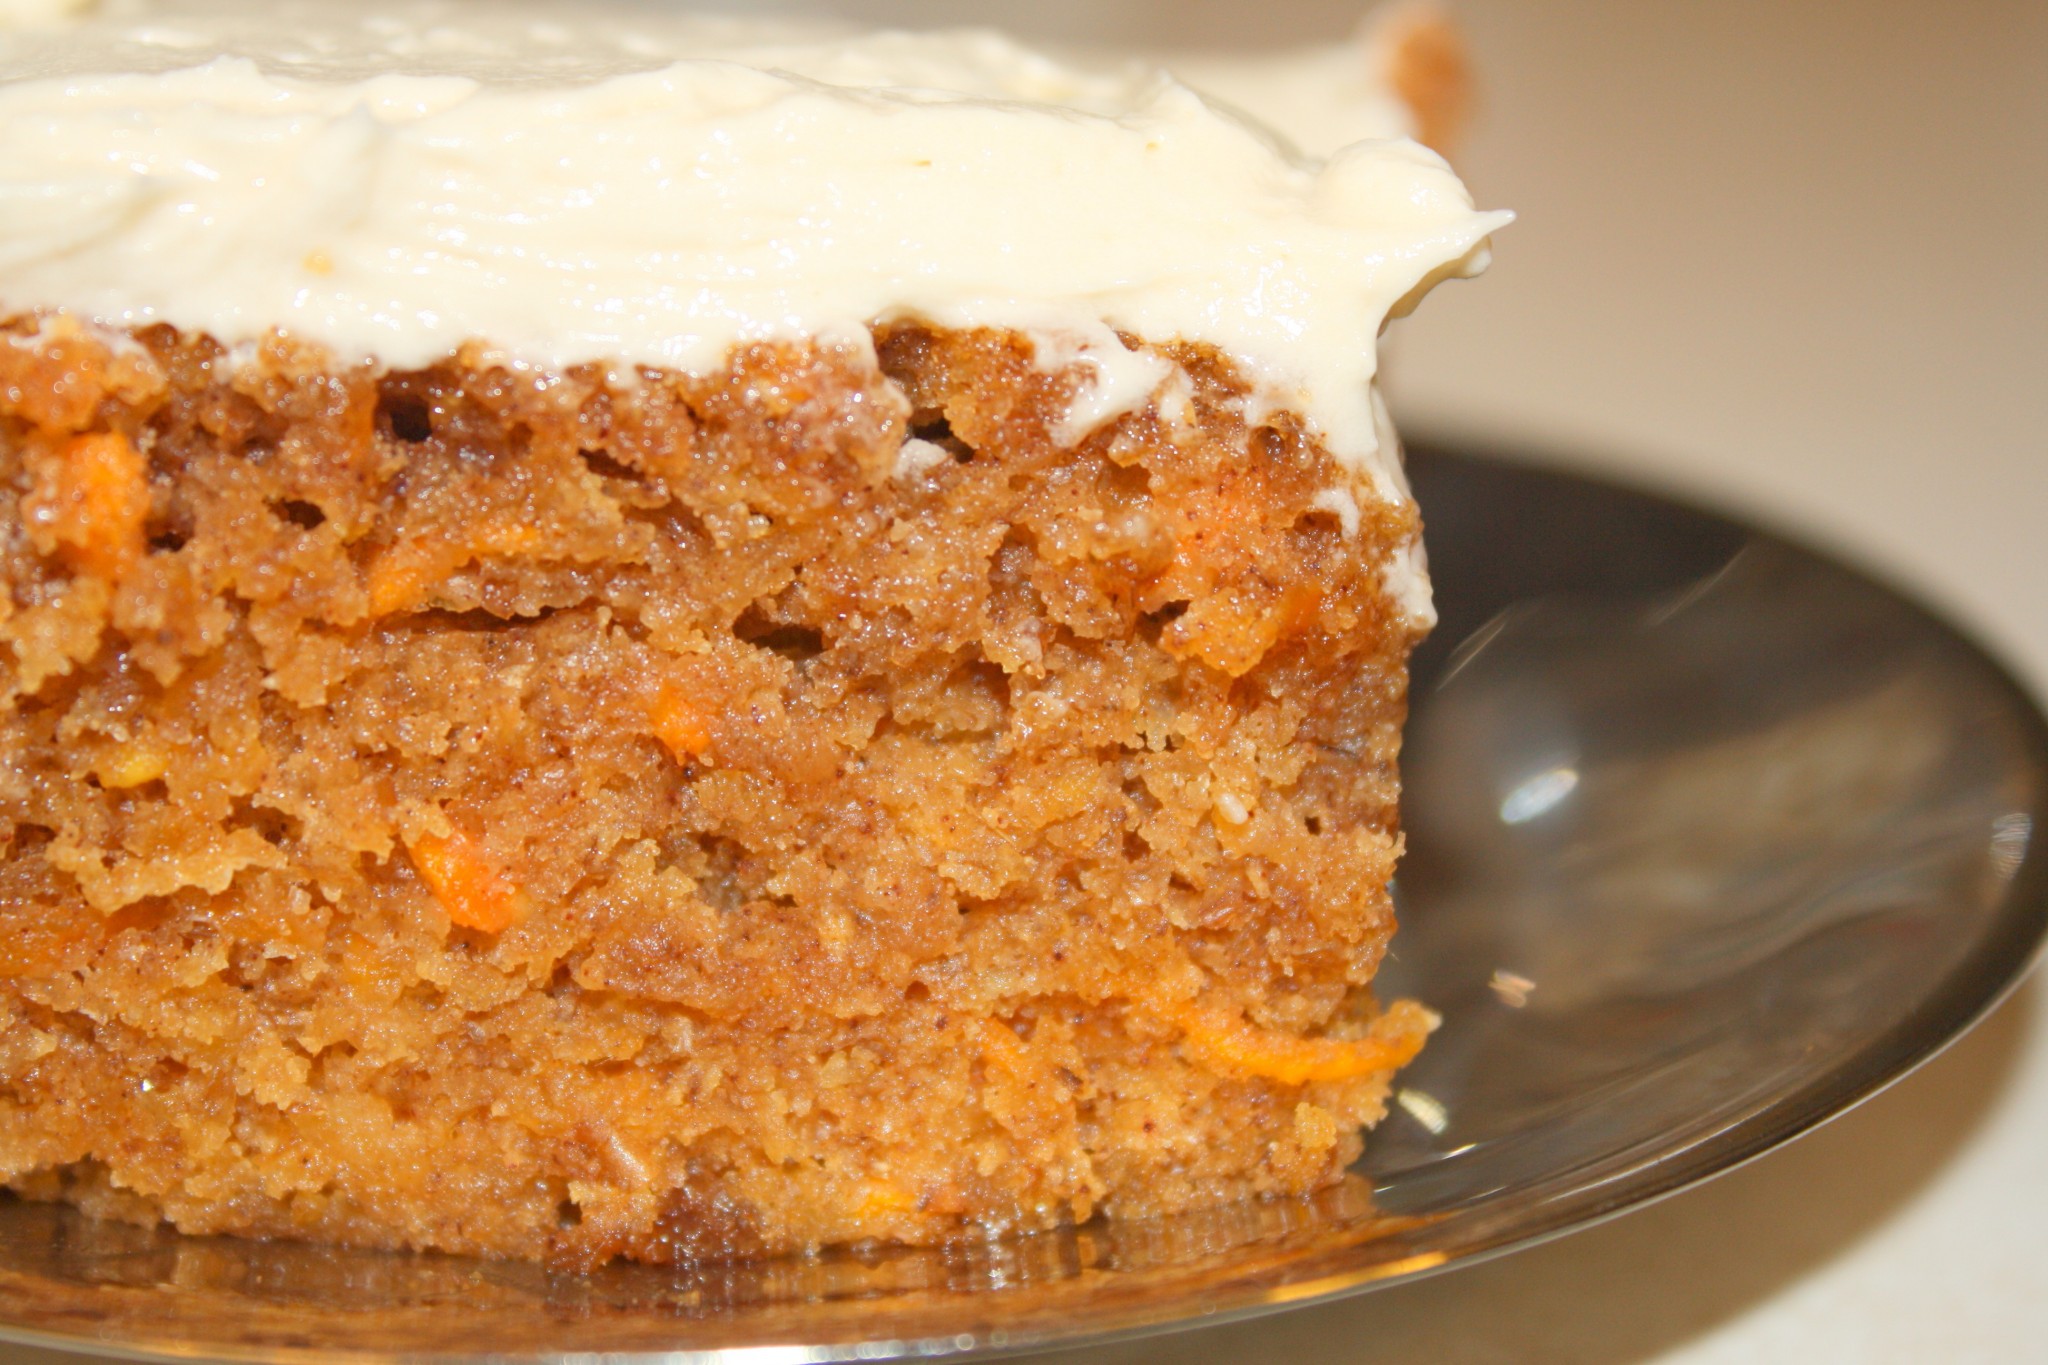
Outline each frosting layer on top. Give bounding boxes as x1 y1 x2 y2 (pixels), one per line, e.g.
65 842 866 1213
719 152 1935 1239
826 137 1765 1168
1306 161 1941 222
0 0 1508 491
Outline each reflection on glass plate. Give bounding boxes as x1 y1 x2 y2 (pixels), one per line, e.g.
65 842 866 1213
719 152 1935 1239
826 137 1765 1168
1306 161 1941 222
3 446 2042 1362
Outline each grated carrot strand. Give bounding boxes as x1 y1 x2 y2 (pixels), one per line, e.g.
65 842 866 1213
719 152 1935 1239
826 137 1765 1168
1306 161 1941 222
408 826 524 933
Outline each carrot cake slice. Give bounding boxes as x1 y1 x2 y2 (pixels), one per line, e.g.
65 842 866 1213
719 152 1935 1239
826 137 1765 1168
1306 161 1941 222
0 0 1508 1265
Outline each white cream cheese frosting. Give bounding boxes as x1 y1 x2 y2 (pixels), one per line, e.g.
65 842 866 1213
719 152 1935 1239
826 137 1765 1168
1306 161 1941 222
0 0 90 28
1166 13 1425 159
1 0 1503 633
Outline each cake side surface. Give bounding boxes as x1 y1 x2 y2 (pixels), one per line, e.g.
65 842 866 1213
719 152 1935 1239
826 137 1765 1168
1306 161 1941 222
0 314 1430 1265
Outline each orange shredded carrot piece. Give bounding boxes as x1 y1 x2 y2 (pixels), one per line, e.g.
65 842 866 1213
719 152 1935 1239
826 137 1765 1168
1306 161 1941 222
96 741 168 789
27 431 149 579
977 1017 1033 1073
366 520 543 616
1165 997 1434 1086
365 561 430 618
647 685 713 760
855 1183 917 1218
408 827 524 933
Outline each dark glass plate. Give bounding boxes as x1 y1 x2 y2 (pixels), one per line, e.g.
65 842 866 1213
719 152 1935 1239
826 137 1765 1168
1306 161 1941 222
3 445 2042 1363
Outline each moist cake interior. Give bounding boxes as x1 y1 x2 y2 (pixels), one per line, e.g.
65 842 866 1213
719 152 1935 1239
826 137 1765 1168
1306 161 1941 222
0 315 1429 1266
